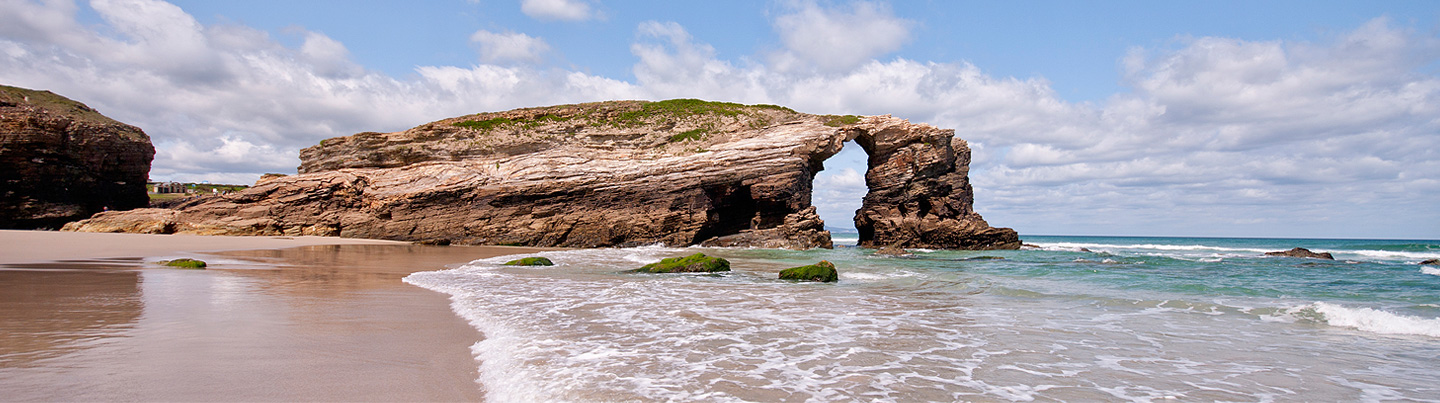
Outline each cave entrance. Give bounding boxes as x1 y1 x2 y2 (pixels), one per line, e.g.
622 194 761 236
810 140 869 246
692 183 761 244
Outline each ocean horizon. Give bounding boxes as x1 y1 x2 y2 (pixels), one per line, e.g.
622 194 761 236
406 235 1440 401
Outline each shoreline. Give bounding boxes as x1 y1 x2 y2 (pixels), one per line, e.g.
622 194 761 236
0 230 556 401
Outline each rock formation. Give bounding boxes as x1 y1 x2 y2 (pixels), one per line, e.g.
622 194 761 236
0 85 154 229
778 260 839 282
65 99 1018 250
1265 247 1335 260
632 253 731 273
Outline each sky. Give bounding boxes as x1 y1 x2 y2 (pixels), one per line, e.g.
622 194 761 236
2 0 1438 239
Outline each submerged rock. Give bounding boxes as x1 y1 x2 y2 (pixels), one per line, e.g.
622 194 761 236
0 85 154 229
504 257 554 266
66 100 1016 250
1264 247 1335 260
874 244 910 256
779 260 838 282
632 253 730 273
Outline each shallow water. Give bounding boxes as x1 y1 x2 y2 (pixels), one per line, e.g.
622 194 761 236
405 236 1440 402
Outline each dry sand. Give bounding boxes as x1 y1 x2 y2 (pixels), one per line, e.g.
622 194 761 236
0 230 556 401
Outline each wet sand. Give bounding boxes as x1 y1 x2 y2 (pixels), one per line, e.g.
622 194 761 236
0 230 555 401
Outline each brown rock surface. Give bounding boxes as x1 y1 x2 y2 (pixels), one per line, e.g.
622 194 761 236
65 100 1017 250
0 85 154 229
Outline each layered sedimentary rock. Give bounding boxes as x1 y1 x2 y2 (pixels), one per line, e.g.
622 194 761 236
0 85 154 229
66 100 1017 250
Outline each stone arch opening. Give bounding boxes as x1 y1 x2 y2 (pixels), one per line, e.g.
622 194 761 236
809 140 868 246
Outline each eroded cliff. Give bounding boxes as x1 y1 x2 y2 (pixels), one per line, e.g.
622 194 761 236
0 85 154 229
65 99 1017 250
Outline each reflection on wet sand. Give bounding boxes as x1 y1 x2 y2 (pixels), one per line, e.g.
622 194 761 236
0 243 552 401
0 267 142 367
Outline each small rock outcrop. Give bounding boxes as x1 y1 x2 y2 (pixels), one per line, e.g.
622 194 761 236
65 100 1017 250
1265 247 1335 260
778 260 839 282
1 85 154 229
874 244 911 256
631 253 730 273
504 257 554 266
1421 259 1439 266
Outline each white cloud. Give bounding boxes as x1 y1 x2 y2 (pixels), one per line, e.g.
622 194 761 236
520 0 595 22
470 29 551 64
770 0 913 72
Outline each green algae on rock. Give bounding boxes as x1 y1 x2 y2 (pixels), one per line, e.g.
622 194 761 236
779 260 838 282
505 257 554 266
158 258 207 269
633 253 730 273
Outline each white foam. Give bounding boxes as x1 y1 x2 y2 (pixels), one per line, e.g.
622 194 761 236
1035 242 1270 254
1423 267 1440 276
1286 302 1440 338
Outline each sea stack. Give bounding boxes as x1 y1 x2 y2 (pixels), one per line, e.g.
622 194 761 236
0 85 154 229
64 99 1018 250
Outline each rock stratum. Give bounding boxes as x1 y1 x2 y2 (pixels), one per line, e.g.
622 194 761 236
1 85 154 229
65 99 1019 250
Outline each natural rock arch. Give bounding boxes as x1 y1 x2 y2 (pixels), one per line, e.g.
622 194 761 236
64 100 1019 250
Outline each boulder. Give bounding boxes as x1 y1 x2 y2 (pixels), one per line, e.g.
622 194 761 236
1264 247 1335 260
778 260 838 282
158 258 206 269
0 85 154 229
504 257 554 266
632 253 730 273
66 100 1016 250
1421 259 1439 266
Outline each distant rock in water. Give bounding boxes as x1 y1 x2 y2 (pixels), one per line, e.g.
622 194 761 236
874 244 911 256
1265 247 1335 260
64 99 1016 250
1421 259 1439 266
0 85 154 229
779 260 839 282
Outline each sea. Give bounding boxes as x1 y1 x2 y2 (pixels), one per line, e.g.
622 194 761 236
404 235 1440 402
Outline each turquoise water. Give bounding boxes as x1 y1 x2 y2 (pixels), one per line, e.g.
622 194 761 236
407 236 1440 401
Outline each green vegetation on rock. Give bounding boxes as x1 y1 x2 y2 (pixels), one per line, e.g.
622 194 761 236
453 117 516 131
504 257 555 266
632 253 730 273
779 260 838 282
668 128 709 142
824 115 862 127
158 258 207 269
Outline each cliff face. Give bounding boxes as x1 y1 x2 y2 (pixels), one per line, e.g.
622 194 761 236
0 85 154 229
65 100 1017 250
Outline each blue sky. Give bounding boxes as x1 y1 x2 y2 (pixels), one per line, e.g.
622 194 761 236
3 0 1438 239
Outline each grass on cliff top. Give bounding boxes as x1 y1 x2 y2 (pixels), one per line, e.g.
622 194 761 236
0 84 146 139
824 115 862 127
450 99 798 132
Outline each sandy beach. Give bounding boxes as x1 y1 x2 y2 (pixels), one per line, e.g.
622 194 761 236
0 230 554 401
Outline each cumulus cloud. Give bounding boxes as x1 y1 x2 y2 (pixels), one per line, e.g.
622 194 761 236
0 0 1434 238
520 0 596 22
770 0 913 72
470 29 551 64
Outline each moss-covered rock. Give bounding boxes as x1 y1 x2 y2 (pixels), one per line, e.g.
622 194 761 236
159 258 207 269
632 253 730 273
504 257 554 266
779 260 838 282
